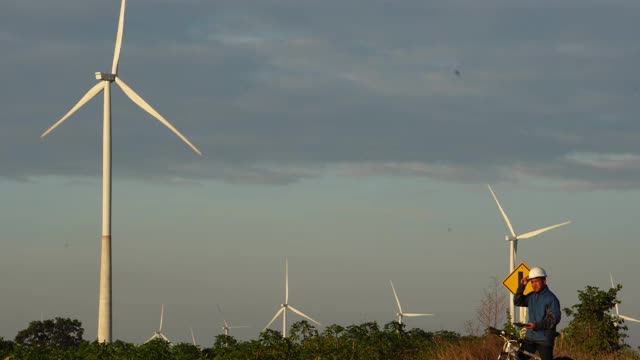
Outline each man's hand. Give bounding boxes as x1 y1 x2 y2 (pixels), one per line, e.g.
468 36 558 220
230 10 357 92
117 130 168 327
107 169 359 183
520 277 529 286
524 322 535 330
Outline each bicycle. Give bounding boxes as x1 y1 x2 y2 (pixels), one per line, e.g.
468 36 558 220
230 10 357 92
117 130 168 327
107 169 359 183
487 326 541 360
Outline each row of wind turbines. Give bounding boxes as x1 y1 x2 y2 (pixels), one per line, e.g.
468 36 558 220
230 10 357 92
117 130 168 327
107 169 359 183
143 192 636 343
141 258 431 343
137 259 639 345
143 304 247 345
39 0 430 343
40 0 636 344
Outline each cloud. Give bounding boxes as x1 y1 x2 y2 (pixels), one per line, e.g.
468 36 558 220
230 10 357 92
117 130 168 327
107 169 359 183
2 0 640 188
564 152 640 171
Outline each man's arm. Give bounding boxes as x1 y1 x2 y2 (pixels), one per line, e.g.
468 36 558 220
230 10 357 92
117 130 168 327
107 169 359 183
534 296 561 330
513 280 529 307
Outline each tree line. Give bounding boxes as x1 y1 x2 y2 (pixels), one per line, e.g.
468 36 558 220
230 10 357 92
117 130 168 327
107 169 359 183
0 284 638 359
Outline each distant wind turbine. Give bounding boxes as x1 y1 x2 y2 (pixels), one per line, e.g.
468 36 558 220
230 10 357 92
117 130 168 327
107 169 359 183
145 304 171 344
190 328 197 346
217 304 249 336
264 258 321 338
41 0 201 343
610 273 640 323
487 185 570 323
390 280 433 324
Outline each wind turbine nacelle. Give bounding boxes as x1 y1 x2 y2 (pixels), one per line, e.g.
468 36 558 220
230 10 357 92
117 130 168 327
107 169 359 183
95 72 116 82
505 235 514 241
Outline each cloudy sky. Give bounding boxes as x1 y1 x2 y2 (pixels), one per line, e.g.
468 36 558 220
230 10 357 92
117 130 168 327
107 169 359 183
1 0 640 347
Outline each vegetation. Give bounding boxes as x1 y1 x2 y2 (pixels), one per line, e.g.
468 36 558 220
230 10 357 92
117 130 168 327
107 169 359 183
2 284 639 359
14 317 83 350
562 284 629 354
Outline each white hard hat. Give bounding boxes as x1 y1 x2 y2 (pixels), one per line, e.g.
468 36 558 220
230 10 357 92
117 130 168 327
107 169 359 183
529 267 548 279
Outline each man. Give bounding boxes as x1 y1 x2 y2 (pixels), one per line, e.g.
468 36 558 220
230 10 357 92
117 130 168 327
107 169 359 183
513 266 561 360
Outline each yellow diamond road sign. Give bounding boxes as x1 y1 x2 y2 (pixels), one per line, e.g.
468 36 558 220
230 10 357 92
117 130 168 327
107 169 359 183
503 262 534 295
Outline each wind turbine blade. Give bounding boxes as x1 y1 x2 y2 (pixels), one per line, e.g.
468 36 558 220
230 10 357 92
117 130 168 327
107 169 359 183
160 334 170 343
159 304 164 331
145 334 157 343
621 315 640 323
390 281 403 314
288 305 321 326
487 185 517 238
190 327 196 346
41 82 105 138
111 0 126 74
610 273 616 288
285 257 289 304
223 320 229 329
404 313 434 317
114 77 202 155
517 221 571 240
264 307 284 330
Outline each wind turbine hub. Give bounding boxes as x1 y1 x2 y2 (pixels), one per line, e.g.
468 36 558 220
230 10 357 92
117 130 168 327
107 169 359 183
95 72 116 82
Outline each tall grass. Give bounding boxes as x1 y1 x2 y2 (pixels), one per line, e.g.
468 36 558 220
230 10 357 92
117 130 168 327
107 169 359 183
428 335 640 360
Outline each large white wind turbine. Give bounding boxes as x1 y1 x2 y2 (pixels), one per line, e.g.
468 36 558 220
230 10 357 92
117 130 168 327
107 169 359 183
41 0 201 343
487 185 570 323
145 304 172 344
264 258 321 338
390 280 433 324
217 304 249 336
610 273 640 323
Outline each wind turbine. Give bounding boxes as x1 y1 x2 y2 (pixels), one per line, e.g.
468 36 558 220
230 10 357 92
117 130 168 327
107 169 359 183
217 304 249 336
390 280 433 324
190 328 197 346
41 0 201 343
145 304 171 344
610 273 640 323
264 258 321 338
487 185 570 323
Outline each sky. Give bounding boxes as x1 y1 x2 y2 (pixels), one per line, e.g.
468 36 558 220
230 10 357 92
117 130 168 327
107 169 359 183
1 0 640 348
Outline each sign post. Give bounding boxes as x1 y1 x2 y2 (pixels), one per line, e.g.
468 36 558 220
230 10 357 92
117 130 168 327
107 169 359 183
502 262 533 323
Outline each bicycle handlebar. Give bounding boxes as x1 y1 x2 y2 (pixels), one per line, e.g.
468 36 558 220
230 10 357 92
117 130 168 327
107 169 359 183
487 327 518 341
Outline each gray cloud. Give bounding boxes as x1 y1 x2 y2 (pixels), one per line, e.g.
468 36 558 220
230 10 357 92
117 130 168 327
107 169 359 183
2 0 640 187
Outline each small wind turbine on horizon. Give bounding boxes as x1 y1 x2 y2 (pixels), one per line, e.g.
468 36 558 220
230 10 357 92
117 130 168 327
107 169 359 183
390 280 433 324
145 304 171 344
487 184 570 323
190 328 197 347
41 0 201 343
610 273 640 324
264 258 321 338
217 304 249 336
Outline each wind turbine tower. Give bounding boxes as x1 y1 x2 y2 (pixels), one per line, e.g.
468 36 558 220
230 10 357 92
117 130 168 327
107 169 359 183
487 185 570 323
264 258 321 338
41 0 201 342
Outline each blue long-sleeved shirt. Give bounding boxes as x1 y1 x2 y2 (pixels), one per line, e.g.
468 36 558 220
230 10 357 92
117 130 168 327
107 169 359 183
513 283 561 345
